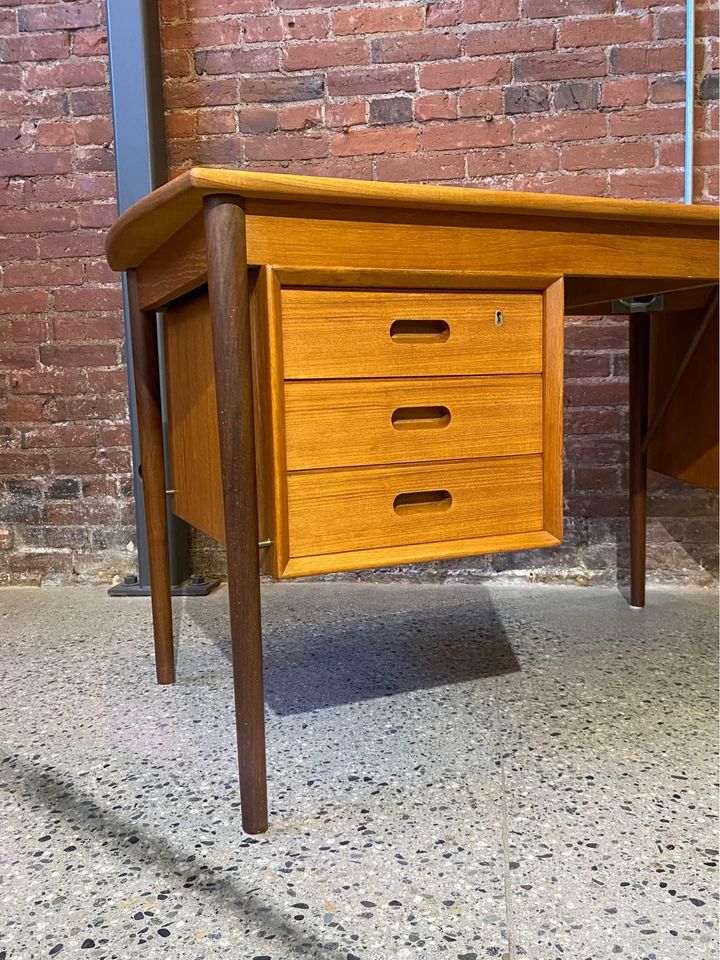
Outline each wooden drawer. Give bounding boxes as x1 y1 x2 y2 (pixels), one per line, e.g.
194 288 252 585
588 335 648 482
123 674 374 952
281 289 543 379
286 455 543 557
284 375 542 470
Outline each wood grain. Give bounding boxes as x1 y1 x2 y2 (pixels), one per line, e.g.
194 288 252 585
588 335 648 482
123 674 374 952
282 529 561 578
127 269 175 685
107 167 719 271
542 277 565 540
284 375 542 470
164 291 225 544
647 302 719 490
281 289 543 378
204 194 267 835
286 455 544 558
250 266 290 576
245 202 717 283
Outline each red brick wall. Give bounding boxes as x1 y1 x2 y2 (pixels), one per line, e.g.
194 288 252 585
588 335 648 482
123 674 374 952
0 0 135 584
0 0 717 585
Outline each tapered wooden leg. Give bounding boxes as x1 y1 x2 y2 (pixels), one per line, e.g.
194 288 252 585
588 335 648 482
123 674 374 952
629 314 650 608
203 195 268 835
126 270 175 683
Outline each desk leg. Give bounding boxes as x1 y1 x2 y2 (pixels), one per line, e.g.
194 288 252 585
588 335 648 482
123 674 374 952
126 270 175 683
629 314 650 608
204 195 268 835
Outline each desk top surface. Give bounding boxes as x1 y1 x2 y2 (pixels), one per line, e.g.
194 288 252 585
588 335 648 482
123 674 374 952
106 167 718 272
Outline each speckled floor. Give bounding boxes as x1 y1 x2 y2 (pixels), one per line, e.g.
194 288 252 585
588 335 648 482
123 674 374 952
0 582 717 960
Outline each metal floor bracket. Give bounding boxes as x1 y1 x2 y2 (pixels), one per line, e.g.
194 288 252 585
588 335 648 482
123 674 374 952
108 575 221 597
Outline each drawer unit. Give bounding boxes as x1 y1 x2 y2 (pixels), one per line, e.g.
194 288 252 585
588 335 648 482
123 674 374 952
286 455 544 558
284 375 543 471
164 271 563 580
281 289 543 379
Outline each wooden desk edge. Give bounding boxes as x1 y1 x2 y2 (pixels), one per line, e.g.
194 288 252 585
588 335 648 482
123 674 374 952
106 167 720 272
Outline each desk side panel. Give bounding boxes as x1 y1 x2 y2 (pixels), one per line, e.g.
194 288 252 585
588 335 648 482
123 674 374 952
647 306 719 490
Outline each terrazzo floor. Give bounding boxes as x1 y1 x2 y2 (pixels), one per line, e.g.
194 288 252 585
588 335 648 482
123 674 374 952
0 582 717 960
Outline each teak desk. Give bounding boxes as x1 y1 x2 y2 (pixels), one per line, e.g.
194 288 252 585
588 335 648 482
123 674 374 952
106 169 719 833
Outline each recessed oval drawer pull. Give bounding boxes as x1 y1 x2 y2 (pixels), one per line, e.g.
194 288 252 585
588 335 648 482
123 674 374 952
391 405 451 430
393 489 453 515
389 318 450 343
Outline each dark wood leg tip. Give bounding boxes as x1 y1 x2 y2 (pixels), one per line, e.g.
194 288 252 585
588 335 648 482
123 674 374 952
242 813 269 835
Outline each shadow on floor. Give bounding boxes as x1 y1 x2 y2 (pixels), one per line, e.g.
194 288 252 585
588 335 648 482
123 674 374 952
0 751 346 960
185 592 521 716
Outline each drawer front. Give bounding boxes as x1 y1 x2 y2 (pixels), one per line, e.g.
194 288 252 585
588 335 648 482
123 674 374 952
285 375 543 470
286 455 543 557
281 289 543 378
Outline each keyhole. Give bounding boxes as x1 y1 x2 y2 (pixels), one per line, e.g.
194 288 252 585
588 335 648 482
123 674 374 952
495 310 503 326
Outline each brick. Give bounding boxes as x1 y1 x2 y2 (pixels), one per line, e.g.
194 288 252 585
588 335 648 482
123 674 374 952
244 132 328 160
563 141 656 170
332 126 417 156
467 145 560 176
610 44 684 76
503 84 550 113
195 48 279 76
600 77 648 108
457 89 502 116
525 0 613 15
39 343 117 367
165 79 237 109
420 59 511 90
21 424 97 450
375 152 465 181
513 50 607 82
35 120 74 146
608 106 683 137
45 477 80 500
333 7 423 35
281 14 330 41
371 33 460 64
278 103 322 130
53 315 123 341
18 2 100 31
186 0 268 14
72 30 107 58
700 73 719 101
69 88 109 115
197 108 236 135
327 66 415 97
609 170 685 200
369 96 413 125
649 77 684 105
0 343 37 368
0 207 76 233
162 19 241 49
238 74 324 102
241 15 283 43
38 229 106 260
461 0 519 23
283 38 368 71
554 80 599 110
3 259 82 287
52 287 122 312
558 16 652 48
0 151 72 176
0 33 68 62
466 24 555 56
515 113 606 143
325 101 367 127
421 118 512 151
26 59 106 90
426 1 461 27
415 92 457 120
238 106 278 134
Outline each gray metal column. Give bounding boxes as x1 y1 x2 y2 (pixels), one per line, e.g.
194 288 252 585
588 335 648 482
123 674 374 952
105 0 190 590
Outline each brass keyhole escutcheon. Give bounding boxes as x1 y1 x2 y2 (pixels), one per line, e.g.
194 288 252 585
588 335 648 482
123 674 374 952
495 310 503 327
